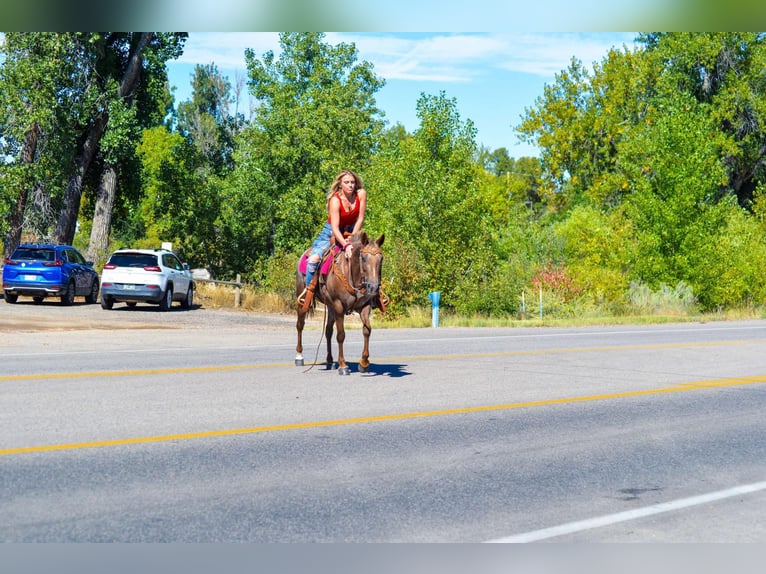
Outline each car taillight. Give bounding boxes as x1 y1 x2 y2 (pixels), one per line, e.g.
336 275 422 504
103 263 117 269
143 266 162 272
43 259 64 267
4 258 18 265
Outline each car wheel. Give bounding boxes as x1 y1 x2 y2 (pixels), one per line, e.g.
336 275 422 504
4 292 18 304
101 295 114 310
181 284 194 309
85 279 99 304
159 285 173 311
61 281 76 305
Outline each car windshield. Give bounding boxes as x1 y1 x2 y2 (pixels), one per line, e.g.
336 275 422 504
12 248 56 262
109 253 158 267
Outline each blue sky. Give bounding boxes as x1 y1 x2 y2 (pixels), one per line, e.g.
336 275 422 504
168 32 639 158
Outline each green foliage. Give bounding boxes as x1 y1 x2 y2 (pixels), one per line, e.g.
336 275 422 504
366 91 499 311
133 126 219 268
251 248 302 301
627 281 698 315
233 32 386 256
8 32 766 318
553 205 635 307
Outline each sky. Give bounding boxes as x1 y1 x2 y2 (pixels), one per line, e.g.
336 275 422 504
166 32 639 158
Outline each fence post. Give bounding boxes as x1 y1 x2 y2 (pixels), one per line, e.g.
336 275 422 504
235 274 241 307
429 291 441 328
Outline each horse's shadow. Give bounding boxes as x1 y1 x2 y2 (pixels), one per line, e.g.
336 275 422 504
315 362 410 378
356 362 410 378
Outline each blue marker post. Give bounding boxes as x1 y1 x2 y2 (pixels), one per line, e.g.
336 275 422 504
428 291 441 328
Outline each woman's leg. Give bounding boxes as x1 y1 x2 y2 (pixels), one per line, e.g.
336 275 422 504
299 223 333 305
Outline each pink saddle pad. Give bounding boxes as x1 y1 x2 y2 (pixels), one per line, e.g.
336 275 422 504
298 245 339 276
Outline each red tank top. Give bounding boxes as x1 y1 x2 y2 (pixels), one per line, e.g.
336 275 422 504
329 192 360 230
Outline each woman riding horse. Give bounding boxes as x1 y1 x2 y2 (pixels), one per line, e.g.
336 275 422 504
297 170 367 311
295 231 385 375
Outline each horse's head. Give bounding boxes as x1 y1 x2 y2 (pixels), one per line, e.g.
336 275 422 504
350 231 385 298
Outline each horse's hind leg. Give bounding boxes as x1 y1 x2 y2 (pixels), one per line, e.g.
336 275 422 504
295 309 306 366
324 307 336 369
359 306 372 373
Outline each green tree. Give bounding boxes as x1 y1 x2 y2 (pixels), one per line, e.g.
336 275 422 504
638 33 766 209
0 33 90 254
366 91 506 313
133 125 219 268
176 63 242 175
0 33 186 258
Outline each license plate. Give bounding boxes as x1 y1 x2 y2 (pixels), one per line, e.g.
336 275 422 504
23 275 37 281
122 284 136 290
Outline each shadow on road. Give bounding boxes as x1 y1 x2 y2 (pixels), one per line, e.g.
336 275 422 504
357 362 411 378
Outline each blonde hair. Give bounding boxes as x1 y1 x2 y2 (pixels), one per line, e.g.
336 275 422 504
326 170 363 200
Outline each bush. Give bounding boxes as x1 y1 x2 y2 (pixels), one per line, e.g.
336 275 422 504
627 280 698 315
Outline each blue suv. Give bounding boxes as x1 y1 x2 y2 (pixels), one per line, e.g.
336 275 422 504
2 244 100 305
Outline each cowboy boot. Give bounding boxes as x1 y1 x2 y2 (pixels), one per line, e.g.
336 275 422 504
298 272 318 313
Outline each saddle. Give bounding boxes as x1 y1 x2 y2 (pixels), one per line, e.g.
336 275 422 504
298 245 339 279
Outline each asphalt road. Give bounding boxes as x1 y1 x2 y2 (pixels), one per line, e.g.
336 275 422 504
1 300 765 542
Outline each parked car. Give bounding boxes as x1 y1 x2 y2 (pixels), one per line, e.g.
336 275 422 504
100 248 195 311
2 243 100 305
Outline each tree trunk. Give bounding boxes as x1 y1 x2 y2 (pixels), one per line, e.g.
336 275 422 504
52 32 155 246
52 113 108 244
3 123 39 257
87 162 117 262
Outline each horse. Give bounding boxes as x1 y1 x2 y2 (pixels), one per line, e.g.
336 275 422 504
295 231 386 375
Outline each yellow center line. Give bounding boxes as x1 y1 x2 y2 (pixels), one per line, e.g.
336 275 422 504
3 339 764 383
2 374 766 457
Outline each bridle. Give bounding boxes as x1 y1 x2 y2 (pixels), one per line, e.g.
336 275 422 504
332 242 382 299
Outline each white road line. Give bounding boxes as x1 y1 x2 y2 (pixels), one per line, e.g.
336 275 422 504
485 481 766 543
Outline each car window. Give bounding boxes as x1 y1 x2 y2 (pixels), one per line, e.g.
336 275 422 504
13 248 55 262
163 254 182 270
65 249 86 264
109 253 158 267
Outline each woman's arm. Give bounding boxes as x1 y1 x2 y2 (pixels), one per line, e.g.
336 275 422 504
351 188 367 235
328 194 347 245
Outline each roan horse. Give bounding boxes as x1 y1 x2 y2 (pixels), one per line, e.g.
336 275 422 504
295 231 385 375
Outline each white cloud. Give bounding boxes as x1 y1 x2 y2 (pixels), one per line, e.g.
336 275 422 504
176 32 637 83
175 32 281 70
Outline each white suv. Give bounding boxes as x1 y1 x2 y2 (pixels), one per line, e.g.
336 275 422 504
100 248 194 311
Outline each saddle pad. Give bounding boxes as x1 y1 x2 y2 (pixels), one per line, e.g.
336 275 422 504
298 245 339 276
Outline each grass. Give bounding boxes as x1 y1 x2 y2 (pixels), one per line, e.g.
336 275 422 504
195 281 766 329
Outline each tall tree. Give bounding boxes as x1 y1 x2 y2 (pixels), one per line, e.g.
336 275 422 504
365 91 501 311
0 33 89 255
176 63 241 175
53 32 156 246
638 33 766 208
86 33 185 261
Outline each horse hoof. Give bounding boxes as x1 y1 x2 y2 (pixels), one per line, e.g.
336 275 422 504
359 364 369 373
295 358 304 366
338 367 351 376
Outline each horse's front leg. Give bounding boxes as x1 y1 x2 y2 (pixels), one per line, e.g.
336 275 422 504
324 307 336 368
335 313 351 375
359 305 372 373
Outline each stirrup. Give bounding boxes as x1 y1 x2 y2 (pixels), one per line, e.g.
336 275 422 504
376 290 390 314
297 286 314 312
